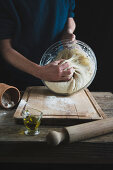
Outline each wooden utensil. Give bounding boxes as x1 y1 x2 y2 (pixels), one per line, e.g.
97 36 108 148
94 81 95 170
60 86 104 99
46 117 113 145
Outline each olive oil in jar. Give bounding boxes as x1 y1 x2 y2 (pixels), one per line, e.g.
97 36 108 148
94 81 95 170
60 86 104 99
24 115 41 130
23 109 43 135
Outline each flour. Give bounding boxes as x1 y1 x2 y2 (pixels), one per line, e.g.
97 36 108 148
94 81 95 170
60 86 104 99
0 112 7 117
2 92 15 108
19 99 27 107
45 95 75 105
44 95 75 111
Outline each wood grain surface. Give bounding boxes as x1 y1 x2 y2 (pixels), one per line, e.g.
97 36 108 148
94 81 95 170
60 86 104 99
0 91 113 164
13 86 106 125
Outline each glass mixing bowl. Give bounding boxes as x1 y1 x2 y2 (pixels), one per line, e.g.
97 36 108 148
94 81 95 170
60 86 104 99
40 40 97 95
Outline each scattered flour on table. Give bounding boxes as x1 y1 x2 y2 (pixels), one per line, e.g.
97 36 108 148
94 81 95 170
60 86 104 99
0 112 7 117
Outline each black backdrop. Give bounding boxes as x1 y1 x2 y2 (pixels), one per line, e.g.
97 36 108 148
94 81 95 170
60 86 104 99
75 0 113 92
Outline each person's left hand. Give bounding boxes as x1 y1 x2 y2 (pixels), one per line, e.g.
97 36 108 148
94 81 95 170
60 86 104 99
61 29 76 41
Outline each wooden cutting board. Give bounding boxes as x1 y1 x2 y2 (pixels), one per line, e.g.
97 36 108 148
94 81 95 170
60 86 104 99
14 86 106 125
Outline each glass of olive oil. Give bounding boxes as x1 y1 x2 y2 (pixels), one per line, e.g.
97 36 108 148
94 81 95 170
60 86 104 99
22 109 43 135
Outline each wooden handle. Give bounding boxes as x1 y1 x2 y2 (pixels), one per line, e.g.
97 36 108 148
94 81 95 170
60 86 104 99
46 129 68 146
46 117 113 145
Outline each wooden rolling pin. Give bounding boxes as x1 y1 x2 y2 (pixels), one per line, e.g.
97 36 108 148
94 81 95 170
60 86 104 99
46 117 113 146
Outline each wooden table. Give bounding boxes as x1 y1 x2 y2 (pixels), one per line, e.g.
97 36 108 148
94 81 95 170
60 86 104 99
0 91 113 165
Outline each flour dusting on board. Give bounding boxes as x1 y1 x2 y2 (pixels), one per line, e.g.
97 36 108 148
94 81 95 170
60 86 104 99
44 96 75 111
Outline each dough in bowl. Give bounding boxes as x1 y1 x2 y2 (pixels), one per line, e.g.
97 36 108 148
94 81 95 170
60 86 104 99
44 44 95 94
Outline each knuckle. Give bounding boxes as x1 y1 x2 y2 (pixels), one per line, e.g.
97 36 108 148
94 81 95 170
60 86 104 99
68 69 72 74
66 62 70 66
56 65 60 70
68 75 72 79
57 67 62 76
57 66 61 73
64 76 70 81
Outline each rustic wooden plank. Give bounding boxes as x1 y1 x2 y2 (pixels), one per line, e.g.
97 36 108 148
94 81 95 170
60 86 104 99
0 91 113 145
1 121 113 143
0 92 113 165
92 92 113 118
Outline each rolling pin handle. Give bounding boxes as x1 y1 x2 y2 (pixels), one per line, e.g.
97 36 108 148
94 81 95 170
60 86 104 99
46 129 68 146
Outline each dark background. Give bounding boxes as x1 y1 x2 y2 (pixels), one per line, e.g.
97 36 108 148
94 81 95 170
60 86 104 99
0 0 113 92
75 0 113 92
0 1 113 169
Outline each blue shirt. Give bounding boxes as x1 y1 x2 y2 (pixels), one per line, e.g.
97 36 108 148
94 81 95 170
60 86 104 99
0 0 75 89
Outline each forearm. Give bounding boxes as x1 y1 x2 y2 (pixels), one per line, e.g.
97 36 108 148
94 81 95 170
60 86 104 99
0 39 74 82
0 40 41 78
65 17 76 34
1 47 73 82
62 18 76 41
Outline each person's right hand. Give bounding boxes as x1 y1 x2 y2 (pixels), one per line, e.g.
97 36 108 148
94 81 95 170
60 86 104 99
38 59 74 82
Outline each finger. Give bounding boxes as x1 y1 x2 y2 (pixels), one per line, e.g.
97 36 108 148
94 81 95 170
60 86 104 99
61 74 73 81
68 33 75 42
60 62 70 70
64 33 75 41
71 34 75 41
62 67 74 76
53 59 64 65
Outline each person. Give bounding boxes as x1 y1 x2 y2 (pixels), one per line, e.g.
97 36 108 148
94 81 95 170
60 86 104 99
0 0 76 90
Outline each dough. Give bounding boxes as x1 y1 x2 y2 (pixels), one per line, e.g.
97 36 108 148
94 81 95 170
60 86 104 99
44 44 95 94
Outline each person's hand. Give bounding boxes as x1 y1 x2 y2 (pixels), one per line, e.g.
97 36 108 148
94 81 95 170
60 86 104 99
39 59 74 82
61 29 76 42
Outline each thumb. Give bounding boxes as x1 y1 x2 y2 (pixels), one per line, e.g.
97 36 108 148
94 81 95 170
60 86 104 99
71 33 76 41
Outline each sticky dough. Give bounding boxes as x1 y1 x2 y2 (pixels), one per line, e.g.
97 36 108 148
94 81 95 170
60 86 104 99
44 45 95 94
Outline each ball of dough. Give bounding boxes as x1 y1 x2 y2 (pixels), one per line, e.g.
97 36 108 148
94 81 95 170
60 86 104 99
44 45 95 95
